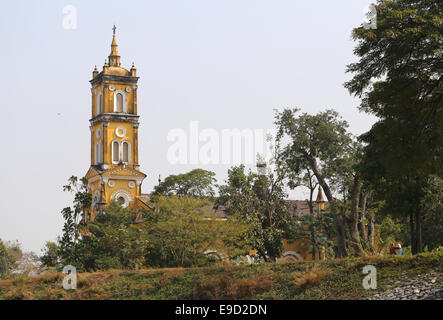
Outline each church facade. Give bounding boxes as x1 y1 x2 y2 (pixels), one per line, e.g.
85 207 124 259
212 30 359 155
85 27 150 220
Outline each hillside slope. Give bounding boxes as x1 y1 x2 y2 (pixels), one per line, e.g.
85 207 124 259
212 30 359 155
0 252 441 300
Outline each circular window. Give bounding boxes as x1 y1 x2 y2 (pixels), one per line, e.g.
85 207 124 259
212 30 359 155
128 181 136 189
108 180 115 188
115 127 126 138
112 192 130 208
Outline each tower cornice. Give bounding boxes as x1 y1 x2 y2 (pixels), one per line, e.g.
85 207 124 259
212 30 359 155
89 113 140 125
90 72 139 86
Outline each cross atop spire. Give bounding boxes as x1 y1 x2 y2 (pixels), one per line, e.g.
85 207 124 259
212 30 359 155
109 25 121 67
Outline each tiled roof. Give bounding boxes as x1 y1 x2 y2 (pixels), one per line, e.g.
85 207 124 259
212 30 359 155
137 194 327 218
139 193 151 204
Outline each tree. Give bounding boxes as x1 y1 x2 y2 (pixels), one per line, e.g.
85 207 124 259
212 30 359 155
421 175 443 251
0 239 17 277
345 0 443 253
144 196 248 267
79 202 149 271
275 108 365 257
217 163 291 262
153 169 217 198
58 176 92 266
40 242 59 268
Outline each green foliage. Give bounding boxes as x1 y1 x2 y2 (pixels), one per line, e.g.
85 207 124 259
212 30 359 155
274 109 355 185
145 196 249 267
40 242 59 268
421 176 443 250
275 108 363 257
346 0 443 253
0 240 17 277
375 216 406 254
53 175 249 271
79 201 149 271
153 169 217 198
58 176 92 266
217 164 290 261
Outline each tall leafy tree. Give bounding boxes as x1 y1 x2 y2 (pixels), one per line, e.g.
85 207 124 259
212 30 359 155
275 109 366 257
217 164 291 262
345 0 443 253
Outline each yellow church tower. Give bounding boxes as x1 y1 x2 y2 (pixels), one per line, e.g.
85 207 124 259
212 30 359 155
85 26 148 218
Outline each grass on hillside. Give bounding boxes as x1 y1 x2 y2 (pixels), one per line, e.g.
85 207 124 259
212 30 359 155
0 252 441 300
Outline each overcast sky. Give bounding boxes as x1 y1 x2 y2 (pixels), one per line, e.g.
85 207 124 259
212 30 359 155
1 0 378 253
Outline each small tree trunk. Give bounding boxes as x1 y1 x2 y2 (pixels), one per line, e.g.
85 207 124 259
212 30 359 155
309 157 347 258
350 176 362 255
415 210 423 253
359 192 368 243
311 227 316 260
410 212 416 254
333 209 348 258
368 214 375 253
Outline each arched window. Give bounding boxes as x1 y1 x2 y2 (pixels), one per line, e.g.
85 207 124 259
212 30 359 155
95 141 103 164
99 141 103 163
122 141 130 164
113 90 127 113
95 143 99 165
97 93 102 115
116 93 123 113
112 141 120 163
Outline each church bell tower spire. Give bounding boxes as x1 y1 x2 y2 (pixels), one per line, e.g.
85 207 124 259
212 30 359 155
108 25 121 67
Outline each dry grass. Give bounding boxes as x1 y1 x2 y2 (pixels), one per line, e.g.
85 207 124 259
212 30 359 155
0 273 65 300
1 252 440 300
193 271 275 300
291 264 331 289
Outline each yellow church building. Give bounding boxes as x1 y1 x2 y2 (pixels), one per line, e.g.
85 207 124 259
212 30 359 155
85 26 150 220
83 27 330 261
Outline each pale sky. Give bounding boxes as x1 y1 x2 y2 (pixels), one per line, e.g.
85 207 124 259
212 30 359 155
0 0 377 253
